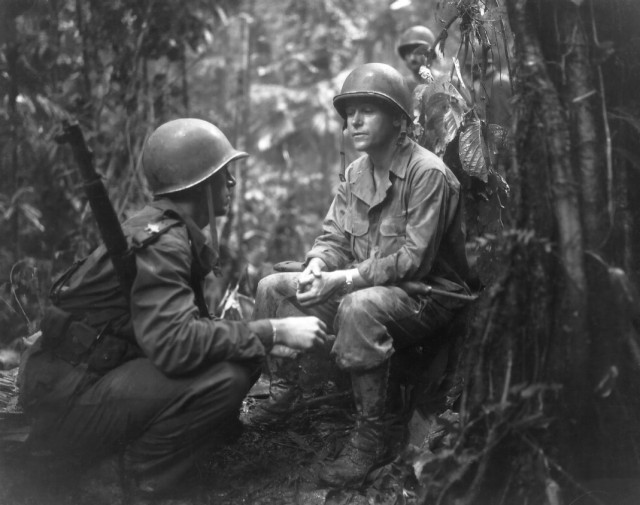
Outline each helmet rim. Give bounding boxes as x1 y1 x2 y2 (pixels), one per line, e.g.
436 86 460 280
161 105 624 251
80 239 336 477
333 91 411 121
396 25 436 57
332 63 412 121
152 149 248 196
143 118 248 197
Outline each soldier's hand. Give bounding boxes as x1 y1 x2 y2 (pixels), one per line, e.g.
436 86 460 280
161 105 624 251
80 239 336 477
296 260 323 294
296 271 344 307
269 344 299 359
271 316 328 352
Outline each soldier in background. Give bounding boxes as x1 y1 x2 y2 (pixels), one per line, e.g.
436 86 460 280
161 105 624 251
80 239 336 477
396 25 438 93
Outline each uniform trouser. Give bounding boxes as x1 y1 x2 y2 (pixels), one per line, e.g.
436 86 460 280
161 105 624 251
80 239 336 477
28 357 257 495
255 272 458 372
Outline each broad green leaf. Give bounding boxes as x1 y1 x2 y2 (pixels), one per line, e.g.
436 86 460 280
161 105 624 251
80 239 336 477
459 120 489 181
419 92 466 156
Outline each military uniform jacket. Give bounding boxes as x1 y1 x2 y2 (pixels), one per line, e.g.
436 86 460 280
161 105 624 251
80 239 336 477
306 137 470 293
20 199 271 414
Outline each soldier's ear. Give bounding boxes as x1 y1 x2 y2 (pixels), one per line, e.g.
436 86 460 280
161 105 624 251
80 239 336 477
392 117 402 127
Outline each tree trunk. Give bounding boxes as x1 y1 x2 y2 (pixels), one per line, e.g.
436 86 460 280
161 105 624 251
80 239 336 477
507 0 590 475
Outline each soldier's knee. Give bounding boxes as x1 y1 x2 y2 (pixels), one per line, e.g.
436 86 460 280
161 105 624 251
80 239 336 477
256 273 293 299
256 274 277 298
337 288 386 322
208 362 253 409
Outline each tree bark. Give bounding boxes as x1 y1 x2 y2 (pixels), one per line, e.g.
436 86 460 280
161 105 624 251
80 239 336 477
507 0 590 475
561 7 607 251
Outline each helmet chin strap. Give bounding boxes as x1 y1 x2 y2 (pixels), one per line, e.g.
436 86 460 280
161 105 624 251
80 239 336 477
397 117 408 146
339 119 347 182
205 182 221 276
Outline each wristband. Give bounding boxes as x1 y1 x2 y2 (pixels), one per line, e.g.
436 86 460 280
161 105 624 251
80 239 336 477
270 320 278 347
343 270 354 294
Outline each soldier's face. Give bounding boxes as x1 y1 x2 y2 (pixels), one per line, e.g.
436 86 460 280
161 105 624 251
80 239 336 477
345 100 399 154
209 166 236 216
403 45 429 74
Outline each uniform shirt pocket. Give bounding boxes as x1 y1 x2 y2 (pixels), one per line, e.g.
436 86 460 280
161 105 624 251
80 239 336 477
344 213 369 237
379 216 406 254
344 213 370 261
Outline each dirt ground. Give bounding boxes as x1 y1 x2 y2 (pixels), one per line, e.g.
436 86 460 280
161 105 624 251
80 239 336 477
0 397 355 505
6 368 640 505
0 357 424 505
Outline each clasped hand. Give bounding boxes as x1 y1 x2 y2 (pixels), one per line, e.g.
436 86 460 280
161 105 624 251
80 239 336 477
296 263 343 307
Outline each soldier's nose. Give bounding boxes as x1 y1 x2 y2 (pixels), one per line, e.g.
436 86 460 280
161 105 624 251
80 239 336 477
226 170 237 188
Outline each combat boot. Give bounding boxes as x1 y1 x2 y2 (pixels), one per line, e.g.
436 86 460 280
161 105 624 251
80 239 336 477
385 346 428 457
319 362 390 487
247 356 302 427
384 361 412 458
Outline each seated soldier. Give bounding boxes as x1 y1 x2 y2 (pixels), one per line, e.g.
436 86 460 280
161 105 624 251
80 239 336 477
18 118 328 502
251 63 471 487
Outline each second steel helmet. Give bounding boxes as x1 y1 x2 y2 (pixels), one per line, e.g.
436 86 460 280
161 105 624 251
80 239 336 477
142 118 248 196
396 25 435 58
333 63 412 121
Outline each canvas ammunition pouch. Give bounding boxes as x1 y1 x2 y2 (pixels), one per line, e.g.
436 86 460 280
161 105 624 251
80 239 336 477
40 304 141 375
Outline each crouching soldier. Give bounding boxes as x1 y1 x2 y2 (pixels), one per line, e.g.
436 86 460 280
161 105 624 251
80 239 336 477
251 64 471 487
18 119 328 501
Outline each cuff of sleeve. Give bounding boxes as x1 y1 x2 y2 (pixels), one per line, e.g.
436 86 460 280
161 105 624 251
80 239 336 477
305 250 336 271
247 320 275 352
357 261 375 285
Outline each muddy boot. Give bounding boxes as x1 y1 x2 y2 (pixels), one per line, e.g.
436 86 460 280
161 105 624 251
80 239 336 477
385 357 412 458
319 362 389 487
247 356 302 427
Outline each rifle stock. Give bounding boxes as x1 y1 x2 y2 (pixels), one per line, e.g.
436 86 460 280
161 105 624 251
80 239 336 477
55 121 136 298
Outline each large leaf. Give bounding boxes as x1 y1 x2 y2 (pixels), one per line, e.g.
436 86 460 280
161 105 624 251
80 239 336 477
459 120 490 181
418 92 466 156
459 121 509 182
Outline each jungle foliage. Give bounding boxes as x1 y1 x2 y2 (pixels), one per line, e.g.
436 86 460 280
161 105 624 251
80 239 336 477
2 0 640 504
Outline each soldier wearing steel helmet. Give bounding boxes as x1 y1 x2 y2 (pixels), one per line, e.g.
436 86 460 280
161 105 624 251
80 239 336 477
396 25 438 92
251 63 471 486
18 118 328 501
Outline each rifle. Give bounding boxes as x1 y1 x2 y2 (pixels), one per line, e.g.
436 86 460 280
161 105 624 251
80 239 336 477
55 121 136 298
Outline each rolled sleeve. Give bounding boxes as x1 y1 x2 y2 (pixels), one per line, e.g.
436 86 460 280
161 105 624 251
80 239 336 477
357 169 449 285
131 227 267 376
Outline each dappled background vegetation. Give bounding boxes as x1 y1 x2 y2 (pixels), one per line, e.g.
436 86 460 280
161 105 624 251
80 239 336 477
3 0 640 504
0 0 458 342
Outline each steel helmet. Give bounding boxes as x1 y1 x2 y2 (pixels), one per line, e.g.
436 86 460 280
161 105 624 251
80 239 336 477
333 63 412 121
143 118 248 196
397 25 435 58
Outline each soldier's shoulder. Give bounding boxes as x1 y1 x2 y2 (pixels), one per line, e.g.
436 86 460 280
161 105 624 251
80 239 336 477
409 143 460 188
411 142 448 171
128 208 185 250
